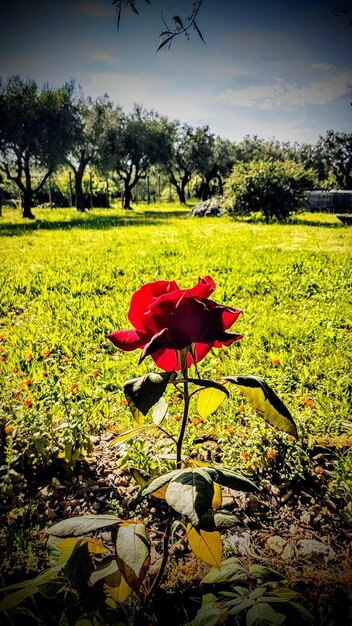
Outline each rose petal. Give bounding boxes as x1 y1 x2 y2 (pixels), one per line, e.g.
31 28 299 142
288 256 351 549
139 328 168 363
213 332 243 347
128 280 179 332
193 342 214 363
188 276 216 299
107 329 146 351
152 348 180 371
222 308 242 330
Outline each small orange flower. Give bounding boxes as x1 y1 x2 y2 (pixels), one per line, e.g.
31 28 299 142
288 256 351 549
19 382 28 390
5 426 14 434
122 398 128 406
0 334 6 341
24 353 33 361
174 414 181 421
287 435 295 441
172 396 181 404
238 404 245 412
241 451 249 460
24 398 32 407
316 465 324 474
0 347 5 353
24 378 32 386
61 355 70 363
16 370 24 377
40 347 51 358
92 369 101 376
300 396 315 408
1 356 7 363
271 357 281 365
226 427 235 435
42 370 48 377
267 449 276 459
71 382 78 388
190 417 203 426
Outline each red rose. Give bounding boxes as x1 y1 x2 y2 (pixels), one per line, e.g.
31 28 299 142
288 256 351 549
107 276 242 371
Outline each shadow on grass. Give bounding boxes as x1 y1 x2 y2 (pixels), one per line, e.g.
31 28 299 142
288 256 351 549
234 216 343 228
0 209 190 237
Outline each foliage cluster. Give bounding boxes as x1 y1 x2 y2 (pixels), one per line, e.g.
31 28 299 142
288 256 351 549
222 159 316 220
1 75 351 220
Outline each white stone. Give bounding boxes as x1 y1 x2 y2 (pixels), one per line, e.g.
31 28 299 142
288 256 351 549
296 539 335 562
226 531 252 556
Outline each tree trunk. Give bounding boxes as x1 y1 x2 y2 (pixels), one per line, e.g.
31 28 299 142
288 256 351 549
75 170 86 212
22 190 35 219
217 174 224 196
169 174 187 204
200 177 212 201
123 182 133 209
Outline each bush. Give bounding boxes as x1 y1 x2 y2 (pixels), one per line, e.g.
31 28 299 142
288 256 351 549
222 159 315 221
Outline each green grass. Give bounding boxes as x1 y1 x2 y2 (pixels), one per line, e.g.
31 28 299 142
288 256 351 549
0 204 351 478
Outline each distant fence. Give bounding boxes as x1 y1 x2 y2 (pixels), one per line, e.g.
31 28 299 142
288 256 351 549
306 190 352 213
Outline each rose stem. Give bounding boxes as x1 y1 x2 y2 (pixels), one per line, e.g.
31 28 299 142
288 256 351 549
176 355 190 470
145 353 190 604
144 512 173 606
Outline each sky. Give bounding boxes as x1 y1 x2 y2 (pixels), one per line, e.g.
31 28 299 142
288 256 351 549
0 0 351 144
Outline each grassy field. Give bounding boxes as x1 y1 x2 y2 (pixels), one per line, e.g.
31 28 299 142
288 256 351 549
1 204 352 623
1 204 351 474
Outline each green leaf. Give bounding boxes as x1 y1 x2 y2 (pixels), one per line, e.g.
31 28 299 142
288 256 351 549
110 425 150 446
246 602 281 625
228 599 255 615
249 565 283 581
204 466 258 492
288 602 316 624
195 23 206 43
139 469 181 498
38 580 66 599
115 523 150 592
0 585 39 611
124 372 174 417
202 561 246 584
249 587 267 600
46 514 121 537
197 384 229 419
191 593 226 626
89 556 118 586
224 376 297 438
200 510 239 532
165 468 214 526
63 542 90 585
157 35 174 51
152 395 169 425
173 15 184 28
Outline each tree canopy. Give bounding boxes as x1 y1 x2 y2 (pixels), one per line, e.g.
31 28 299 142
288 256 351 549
0 76 79 218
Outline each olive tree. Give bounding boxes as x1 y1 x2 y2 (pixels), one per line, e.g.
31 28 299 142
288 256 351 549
100 105 173 209
0 76 79 219
65 93 114 211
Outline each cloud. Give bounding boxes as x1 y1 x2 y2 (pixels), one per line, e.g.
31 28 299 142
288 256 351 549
311 63 336 71
215 71 352 109
86 49 115 63
75 1 111 18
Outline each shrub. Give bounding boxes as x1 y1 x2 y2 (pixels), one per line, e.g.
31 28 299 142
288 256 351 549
222 159 315 221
